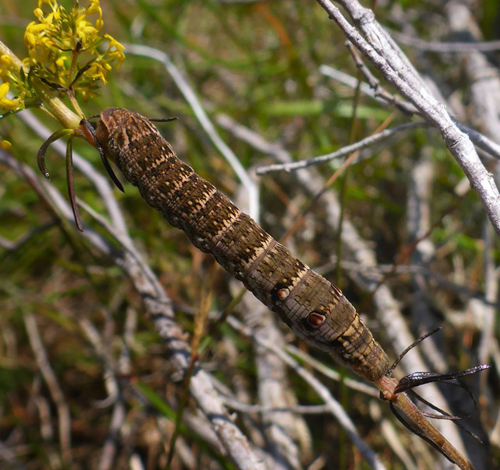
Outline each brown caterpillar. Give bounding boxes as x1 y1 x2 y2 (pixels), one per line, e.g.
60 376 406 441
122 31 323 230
60 107 485 470
94 107 390 383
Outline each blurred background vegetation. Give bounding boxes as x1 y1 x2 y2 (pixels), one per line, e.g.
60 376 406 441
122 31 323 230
0 0 499 469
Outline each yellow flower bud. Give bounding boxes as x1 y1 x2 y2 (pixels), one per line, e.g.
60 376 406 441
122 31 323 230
24 29 37 48
0 82 9 99
0 140 12 151
1 55 13 67
0 98 21 110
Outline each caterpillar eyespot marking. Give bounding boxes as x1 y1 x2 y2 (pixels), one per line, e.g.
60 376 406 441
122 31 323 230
305 311 326 328
277 288 290 300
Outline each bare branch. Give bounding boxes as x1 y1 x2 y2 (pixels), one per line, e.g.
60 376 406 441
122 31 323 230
314 0 500 238
389 29 500 53
256 121 428 174
319 65 500 163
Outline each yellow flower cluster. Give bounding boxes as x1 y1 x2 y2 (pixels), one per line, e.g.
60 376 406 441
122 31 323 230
23 0 125 100
0 0 125 109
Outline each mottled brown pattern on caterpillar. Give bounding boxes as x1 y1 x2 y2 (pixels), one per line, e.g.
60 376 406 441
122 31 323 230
95 107 390 382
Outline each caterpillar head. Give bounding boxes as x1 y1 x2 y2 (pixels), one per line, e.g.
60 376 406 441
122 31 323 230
36 108 176 231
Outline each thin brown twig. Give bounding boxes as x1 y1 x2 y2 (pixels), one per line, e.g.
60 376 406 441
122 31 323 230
280 113 394 244
231 189 311 469
166 291 211 470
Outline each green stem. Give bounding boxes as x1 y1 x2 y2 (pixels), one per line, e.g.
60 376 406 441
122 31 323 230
31 77 81 128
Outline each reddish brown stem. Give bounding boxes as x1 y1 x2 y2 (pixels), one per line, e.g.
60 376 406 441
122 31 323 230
375 376 474 470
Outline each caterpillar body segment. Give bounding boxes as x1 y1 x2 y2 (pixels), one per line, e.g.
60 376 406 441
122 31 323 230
95 107 390 382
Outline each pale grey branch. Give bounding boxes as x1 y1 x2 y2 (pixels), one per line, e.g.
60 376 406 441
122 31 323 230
24 312 72 465
389 29 500 53
314 0 500 238
256 121 428 174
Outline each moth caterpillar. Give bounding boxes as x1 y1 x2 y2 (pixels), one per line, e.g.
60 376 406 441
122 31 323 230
94 107 390 382
58 107 484 470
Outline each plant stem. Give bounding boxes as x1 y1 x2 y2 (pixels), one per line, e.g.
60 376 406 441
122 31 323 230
375 375 474 470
